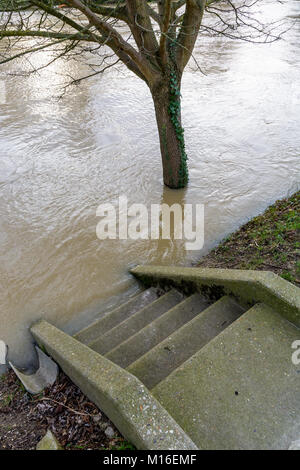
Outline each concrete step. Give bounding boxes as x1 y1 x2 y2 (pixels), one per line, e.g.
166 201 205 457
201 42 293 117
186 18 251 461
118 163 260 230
127 296 245 390
152 303 300 450
31 320 197 450
74 288 158 345
105 293 210 369
90 289 184 355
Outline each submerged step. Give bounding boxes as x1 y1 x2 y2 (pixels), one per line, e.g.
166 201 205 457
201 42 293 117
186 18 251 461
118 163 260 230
106 293 210 369
152 303 300 450
127 296 245 390
90 289 184 355
74 288 158 344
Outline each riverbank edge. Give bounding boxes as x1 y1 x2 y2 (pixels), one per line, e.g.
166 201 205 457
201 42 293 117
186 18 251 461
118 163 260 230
197 191 300 287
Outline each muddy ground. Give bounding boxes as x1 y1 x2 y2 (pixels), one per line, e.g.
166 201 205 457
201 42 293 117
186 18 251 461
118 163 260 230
0 369 133 450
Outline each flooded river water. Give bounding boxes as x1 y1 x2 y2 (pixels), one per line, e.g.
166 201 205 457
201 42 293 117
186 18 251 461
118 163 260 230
0 1 299 368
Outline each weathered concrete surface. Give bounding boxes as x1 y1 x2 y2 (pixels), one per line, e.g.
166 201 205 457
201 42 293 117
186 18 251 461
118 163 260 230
289 440 300 450
0 341 8 375
131 266 300 327
9 347 58 395
0 340 7 366
74 288 158 345
89 290 183 356
127 296 244 390
31 320 198 450
106 293 209 369
153 303 300 450
36 430 63 450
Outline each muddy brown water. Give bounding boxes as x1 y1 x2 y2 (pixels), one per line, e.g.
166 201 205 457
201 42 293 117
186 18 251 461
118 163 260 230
0 1 299 368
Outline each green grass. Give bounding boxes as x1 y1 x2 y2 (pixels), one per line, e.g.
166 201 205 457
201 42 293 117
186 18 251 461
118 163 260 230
198 191 300 286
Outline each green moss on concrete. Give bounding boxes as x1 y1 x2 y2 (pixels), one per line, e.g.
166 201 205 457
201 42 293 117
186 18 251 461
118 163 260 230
36 430 63 450
74 288 158 345
106 293 209 370
152 303 300 450
89 290 183 356
127 296 244 390
130 265 300 327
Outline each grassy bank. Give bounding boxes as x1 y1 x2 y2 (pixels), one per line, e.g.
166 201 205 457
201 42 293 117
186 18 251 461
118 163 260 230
1 191 299 450
198 191 300 287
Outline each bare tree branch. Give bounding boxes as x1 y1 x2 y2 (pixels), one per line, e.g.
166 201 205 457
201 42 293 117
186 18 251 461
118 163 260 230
176 0 206 73
159 0 171 67
65 0 157 81
126 0 158 58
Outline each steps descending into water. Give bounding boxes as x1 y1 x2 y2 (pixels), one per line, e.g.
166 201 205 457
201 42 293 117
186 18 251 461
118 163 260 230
152 303 300 450
31 266 300 449
105 293 210 369
127 296 245 390
74 287 158 345
89 289 183 355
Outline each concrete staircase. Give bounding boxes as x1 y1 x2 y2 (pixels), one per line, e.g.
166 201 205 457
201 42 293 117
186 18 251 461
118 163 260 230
30 266 300 450
74 288 246 387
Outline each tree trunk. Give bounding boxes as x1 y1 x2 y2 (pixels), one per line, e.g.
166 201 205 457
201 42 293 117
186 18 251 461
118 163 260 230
151 79 188 189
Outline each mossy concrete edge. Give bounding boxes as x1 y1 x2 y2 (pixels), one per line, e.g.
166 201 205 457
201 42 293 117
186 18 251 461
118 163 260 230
9 346 58 394
130 266 300 327
30 320 198 450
